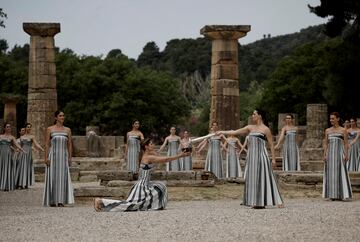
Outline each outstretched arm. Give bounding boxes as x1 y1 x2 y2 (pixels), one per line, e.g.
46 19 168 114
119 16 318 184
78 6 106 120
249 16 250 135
145 152 190 164
217 126 250 137
196 139 208 153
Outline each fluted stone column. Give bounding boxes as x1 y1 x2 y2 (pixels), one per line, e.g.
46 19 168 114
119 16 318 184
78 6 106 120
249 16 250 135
301 104 328 161
201 25 250 130
2 95 20 136
23 23 60 159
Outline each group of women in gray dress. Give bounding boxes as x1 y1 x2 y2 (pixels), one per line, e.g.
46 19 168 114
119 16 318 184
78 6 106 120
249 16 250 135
0 122 43 191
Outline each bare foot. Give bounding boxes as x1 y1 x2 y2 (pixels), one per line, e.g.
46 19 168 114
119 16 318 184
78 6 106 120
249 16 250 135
94 198 103 212
277 204 285 208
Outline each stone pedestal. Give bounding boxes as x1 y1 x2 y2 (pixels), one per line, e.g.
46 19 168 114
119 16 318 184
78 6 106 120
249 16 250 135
301 104 328 161
2 95 19 136
201 25 250 130
23 23 60 159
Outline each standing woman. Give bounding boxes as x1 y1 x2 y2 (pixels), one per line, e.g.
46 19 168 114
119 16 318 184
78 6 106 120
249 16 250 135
15 123 44 189
94 138 190 212
43 111 74 207
0 123 24 191
323 112 352 201
347 118 360 171
125 120 144 173
274 114 301 171
217 110 284 208
158 127 181 171
197 121 226 178
180 130 192 170
224 134 243 178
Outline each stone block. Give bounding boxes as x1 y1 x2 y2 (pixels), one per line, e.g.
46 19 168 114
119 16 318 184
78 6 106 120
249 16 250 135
97 170 135 184
29 74 57 89
29 61 56 76
211 65 238 80
29 36 56 49
29 48 55 62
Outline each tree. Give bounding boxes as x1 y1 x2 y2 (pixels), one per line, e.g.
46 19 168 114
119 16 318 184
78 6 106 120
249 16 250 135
137 41 161 69
308 0 360 42
0 8 7 28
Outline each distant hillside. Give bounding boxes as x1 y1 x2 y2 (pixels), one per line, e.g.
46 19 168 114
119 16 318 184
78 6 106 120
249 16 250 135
137 24 327 105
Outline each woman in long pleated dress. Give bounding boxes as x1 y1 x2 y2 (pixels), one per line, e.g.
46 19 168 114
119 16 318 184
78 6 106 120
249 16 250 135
43 111 74 207
346 118 360 171
198 122 226 178
15 123 44 189
0 123 25 191
125 120 144 173
323 112 352 201
180 130 192 170
274 114 301 171
94 138 190 212
224 134 243 178
158 127 181 171
218 110 284 209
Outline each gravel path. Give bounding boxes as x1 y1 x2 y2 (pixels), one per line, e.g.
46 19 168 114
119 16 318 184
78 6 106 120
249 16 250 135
1 183 359 242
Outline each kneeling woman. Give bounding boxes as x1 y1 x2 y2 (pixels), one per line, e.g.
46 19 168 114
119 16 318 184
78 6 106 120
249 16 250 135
94 138 190 212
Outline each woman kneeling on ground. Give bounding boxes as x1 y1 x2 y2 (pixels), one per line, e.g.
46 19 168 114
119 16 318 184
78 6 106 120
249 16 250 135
94 138 190 212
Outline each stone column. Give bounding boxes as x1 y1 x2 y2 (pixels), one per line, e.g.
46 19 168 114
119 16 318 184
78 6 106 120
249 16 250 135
201 25 250 130
2 95 20 136
23 23 60 159
301 104 328 161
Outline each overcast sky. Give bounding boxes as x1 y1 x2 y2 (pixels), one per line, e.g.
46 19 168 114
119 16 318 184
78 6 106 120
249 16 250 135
1 0 327 59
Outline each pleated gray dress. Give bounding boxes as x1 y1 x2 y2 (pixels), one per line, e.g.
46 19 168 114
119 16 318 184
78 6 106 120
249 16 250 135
180 139 192 170
282 130 301 171
243 132 283 207
225 139 242 178
205 136 224 178
323 133 352 200
43 131 74 206
0 137 15 191
127 135 141 173
347 131 360 171
100 163 167 212
166 139 181 171
15 138 35 188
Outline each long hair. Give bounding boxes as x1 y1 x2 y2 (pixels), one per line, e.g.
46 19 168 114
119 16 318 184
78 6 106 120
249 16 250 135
255 108 268 126
2 123 10 134
54 110 63 124
138 138 152 167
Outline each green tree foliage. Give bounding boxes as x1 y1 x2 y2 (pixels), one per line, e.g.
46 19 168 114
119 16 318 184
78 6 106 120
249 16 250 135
259 38 360 129
0 8 7 28
137 41 161 69
308 0 360 42
0 42 28 128
56 48 189 135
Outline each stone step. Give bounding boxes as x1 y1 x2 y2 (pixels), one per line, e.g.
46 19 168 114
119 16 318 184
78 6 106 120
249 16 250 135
107 179 215 187
34 164 80 182
275 171 360 192
72 157 123 171
98 170 216 185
